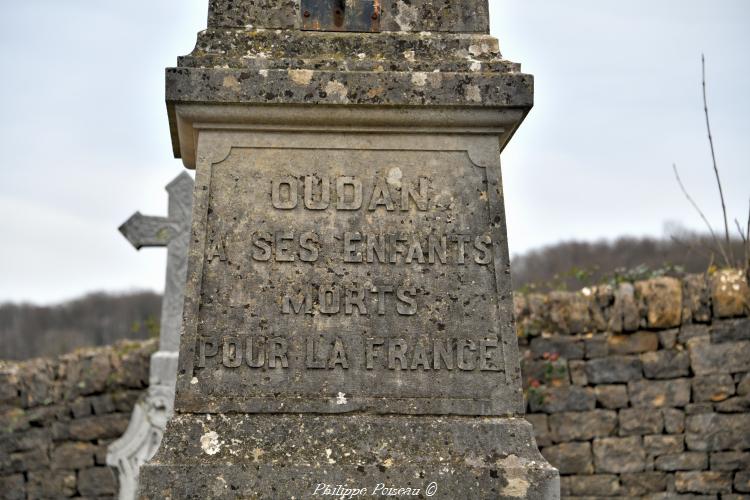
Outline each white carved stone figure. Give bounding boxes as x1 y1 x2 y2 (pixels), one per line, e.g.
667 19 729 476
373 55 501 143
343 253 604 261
106 172 193 500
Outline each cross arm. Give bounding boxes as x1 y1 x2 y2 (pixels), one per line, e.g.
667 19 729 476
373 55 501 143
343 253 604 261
119 212 179 249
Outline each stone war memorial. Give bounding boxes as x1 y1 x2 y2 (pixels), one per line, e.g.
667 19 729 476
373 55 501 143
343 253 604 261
139 0 559 498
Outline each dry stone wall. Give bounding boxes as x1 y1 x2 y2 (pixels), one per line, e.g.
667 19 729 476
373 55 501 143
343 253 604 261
518 269 750 499
1 269 748 499
0 340 155 499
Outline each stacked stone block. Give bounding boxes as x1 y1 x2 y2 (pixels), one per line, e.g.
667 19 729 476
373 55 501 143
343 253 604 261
0 340 155 499
518 269 750 499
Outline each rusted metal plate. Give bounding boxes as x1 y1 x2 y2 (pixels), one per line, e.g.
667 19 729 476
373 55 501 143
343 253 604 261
301 0 380 32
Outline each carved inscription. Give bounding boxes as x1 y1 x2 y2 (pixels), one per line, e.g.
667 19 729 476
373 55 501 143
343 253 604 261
281 284 417 316
271 175 429 212
216 231 494 265
198 336 502 371
193 148 507 409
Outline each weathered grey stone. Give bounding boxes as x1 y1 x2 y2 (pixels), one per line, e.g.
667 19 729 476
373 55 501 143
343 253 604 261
525 413 552 447
686 413 750 451
584 335 609 359
710 269 750 319
51 442 96 470
654 452 708 471
107 341 154 390
559 474 620 497
644 434 684 456
711 318 750 343
675 471 732 494
3 448 49 474
530 336 584 360
26 469 76 498
517 294 549 338
658 328 679 349
685 402 715 415
709 451 750 471
629 379 691 408
692 374 736 402
679 324 711 344
689 340 750 375
28 404 68 428
528 385 596 413
736 470 750 492
663 408 686 433
112 390 142 413
70 398 92 419
556 477 572 497
643 494 719 500
542 442 593 474
619 408 663 436
609 331 659 355
620 472 668 496
548 410 617 442
0 368 20 405
94 443 109 465
594 384 629 409
682 273 712 324
78 467 117 496
642 349 691 379
167 62 531 116
138 0 559 497
593 436 646 473
546 291 596 334
586 356 642 384
0 428 50 455
207 0 491 33
738 372 750 396
608 282 640 333
589 287 611 332
89 394 116 416
65 354 113 399
568 360 588 386
636 277 683 328
69 415 129 441
0 474 25 500
714 394 750 412
144 415 558 498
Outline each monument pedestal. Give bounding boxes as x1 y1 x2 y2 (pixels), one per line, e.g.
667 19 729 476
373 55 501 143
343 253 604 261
142 415 557 498
139 1 558 497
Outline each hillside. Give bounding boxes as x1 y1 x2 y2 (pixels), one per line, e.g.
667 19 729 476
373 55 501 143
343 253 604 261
512 235 747 292
0 291 161 360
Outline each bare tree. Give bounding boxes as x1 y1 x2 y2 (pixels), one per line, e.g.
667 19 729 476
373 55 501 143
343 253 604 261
672 55 749 273
701 54 732 260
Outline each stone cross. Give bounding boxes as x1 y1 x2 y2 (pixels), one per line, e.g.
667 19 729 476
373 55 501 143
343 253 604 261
140 0 558 497
106 172 193 500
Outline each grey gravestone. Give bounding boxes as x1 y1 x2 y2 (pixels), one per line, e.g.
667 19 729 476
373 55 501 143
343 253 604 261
106 172 193 500
140 0 559 498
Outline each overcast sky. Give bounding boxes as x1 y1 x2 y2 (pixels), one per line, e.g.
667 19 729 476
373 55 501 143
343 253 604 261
0 1 748 304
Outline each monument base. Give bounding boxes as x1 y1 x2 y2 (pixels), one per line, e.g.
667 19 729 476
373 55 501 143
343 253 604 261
138 414 558 499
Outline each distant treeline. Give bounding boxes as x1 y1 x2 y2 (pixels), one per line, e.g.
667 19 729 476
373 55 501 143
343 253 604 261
0 291 161 361
512 234 747 293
